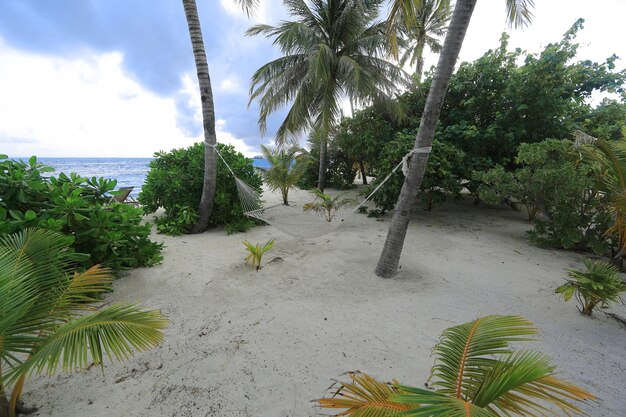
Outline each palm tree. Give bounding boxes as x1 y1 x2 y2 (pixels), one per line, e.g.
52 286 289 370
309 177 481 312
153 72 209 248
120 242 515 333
260 144 309 205
375 0 535 278
318 315 595 416
248 0 410 192
398 0 451 81
182 0 258 233
0 229 167 417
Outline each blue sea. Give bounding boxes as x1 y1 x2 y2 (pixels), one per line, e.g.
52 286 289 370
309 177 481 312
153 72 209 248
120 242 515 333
33 157 270 197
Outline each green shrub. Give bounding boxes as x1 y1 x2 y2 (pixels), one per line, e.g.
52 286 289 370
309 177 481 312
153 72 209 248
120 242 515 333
557 259 626 316
139 143 262 234
155 204 198 236
519 140 610 253
0 156 163 270
368 132 465 213
473 165 539 220
474 139 611 253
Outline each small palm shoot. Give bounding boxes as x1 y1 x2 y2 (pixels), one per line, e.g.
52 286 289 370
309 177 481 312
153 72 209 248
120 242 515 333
556 259 626 316
317 315 595 416
303 189 358 222
243 238 275 271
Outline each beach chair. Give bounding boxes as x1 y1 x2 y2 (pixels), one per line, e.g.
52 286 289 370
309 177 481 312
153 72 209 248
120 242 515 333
110 186 139 205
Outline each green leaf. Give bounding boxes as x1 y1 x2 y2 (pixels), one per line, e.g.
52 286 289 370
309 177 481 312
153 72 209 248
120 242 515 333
24 210 37 221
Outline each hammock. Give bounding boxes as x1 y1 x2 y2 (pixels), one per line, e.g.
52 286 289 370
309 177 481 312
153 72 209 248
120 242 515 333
212 144 430 238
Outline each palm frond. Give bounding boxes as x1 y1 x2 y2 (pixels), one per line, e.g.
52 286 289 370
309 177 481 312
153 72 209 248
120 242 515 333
4 304 167 385
318 372 418 416
233 0 259 17
474 350 595 416
505 0 535 28
249 0 407 144
394 385 497 417
52 265 114 312
429 315 538 399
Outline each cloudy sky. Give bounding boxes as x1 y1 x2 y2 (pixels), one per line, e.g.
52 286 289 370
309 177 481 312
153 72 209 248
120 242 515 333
1 0 624 158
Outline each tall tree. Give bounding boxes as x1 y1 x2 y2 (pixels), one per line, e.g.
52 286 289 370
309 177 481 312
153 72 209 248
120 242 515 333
248 0 410 191
182 0 257 233
376 0 534 278
398 0 451 81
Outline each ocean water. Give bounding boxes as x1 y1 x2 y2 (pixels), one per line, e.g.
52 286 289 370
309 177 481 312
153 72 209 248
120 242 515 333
35 157 268 197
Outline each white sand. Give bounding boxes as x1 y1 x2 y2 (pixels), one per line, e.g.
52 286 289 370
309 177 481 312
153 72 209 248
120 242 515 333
26 189 626 416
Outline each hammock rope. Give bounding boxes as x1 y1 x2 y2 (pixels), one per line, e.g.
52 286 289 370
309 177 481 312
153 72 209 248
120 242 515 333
209 143 427 238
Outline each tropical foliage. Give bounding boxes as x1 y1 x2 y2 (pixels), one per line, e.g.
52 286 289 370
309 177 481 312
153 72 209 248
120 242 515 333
261 144 309 205
368 136 465 213
557 259 626 316
243 238 275 271
0 228 167 417
303 188 358 222
395 0 450 80
581 138 626 264
476 139 611 254
248 0 410 190
0 155 163 270
317 315 595 416
139 143 262 235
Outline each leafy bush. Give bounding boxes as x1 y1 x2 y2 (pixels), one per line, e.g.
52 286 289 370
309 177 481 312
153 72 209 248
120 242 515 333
368 132 465 213
0 156 163 270
155 204 198 236
518 140 610 253
474 139 611 253
139 143 262 234
473 165 538 219
317 315 595 416
0 228 167 417
557 259 626 316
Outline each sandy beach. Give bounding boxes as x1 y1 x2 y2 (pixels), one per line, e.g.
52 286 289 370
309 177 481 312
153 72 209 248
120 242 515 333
24 188 626 416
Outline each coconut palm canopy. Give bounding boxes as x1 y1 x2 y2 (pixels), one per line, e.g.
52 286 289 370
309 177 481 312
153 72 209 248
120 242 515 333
248 0 411 189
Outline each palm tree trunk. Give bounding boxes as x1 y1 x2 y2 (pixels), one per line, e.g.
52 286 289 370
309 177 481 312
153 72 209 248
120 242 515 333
359 159 367 185
415 38 425 82
375 0 477 278
318 135 328 192
182 0 217 234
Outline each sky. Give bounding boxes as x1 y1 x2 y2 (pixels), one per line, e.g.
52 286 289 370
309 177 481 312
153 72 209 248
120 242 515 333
0 0 624 158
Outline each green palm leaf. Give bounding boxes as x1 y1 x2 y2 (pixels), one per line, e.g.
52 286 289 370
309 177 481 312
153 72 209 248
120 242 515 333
318 315 594 416
4 304 167 385
0 228 167 416
429 315 538 399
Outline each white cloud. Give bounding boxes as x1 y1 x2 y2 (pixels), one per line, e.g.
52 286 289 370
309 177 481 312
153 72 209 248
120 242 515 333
218 76 244 94
216 119 258 156
0 41 194 157
0 40 258 158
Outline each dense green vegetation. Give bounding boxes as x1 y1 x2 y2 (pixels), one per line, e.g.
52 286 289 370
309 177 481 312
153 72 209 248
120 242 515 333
139 143 262 235
0 155 163 270
323 21 626 260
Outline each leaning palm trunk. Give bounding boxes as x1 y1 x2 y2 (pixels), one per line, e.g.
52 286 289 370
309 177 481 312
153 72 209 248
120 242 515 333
375 0 477 278
182 0 218 233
